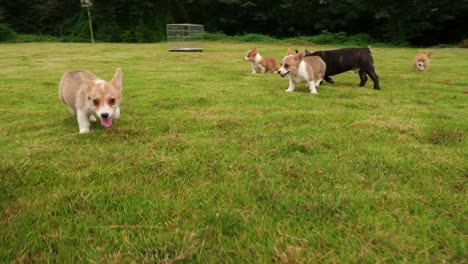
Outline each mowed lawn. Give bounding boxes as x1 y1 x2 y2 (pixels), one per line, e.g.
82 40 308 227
0 41 466 263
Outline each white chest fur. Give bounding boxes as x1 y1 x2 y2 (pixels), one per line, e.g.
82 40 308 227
291 61 309 82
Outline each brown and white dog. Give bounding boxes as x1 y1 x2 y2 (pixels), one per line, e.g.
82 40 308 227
277 48 326 94
59 68 123 134
244 47 279 73
414 51 432 71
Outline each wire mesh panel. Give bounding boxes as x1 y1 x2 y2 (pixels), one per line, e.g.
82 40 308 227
166 24 204 52
80 0 92 7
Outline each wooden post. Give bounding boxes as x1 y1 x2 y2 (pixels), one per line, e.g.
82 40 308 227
87 5 94 43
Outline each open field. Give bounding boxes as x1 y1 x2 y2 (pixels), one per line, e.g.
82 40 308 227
0 42 466 262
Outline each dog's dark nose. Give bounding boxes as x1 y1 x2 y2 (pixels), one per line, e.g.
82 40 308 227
101 113 109 119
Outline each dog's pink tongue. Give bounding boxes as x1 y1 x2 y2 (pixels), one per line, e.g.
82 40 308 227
101 118 113 128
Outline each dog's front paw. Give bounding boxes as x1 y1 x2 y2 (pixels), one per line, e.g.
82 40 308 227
285 88 294 93
79 128 90 134
89 115 97 122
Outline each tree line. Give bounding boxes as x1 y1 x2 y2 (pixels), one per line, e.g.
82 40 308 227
1 0 467 46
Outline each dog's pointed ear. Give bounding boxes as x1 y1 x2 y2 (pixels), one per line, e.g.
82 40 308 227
297 50 304 61
287 48 293 55
427 51 432 58
112 68 123 91
79 72 94 94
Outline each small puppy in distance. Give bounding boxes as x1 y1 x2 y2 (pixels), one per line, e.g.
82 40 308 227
277 48 326 94
59 68 123 134
414 51 432 71
244 47 279 73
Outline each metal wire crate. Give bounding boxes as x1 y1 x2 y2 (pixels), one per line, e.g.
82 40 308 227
166 24 204 52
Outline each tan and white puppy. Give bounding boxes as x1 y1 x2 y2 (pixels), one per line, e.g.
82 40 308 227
277 49 326 94
244 47 279 73
59 68 123 134
414 51 432 71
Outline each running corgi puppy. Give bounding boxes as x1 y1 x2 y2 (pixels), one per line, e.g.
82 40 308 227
414 51 432 71
59 68 123 133
278 49 326 94
244 47 279 73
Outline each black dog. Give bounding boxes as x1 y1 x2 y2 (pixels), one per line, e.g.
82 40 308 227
302 48 380 90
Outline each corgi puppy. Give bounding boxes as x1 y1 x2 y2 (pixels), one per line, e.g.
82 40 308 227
414 51 432 71
244 47 279 73
277 49 326 94
59 68 123 134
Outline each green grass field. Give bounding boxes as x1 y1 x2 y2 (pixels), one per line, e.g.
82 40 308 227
0 41 466 263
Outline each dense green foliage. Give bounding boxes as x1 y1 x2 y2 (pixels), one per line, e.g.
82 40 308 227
1 0 467 45
0 0 171 43
0 8 15 41
0 24 15 42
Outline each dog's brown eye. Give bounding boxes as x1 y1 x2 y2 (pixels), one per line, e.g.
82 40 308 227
109 98 115 105
93 99 99 106
284 64 289 69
